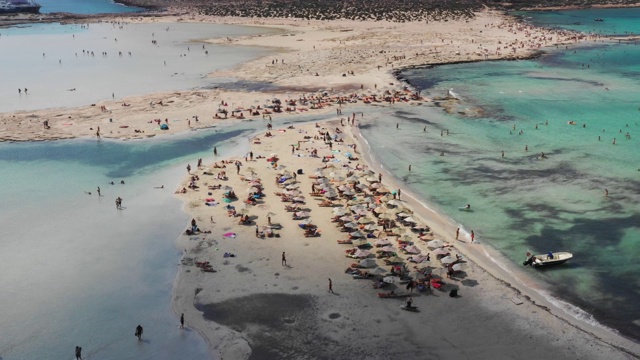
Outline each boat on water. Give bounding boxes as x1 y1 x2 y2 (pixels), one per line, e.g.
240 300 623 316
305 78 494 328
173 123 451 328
0 0 41 14
523 251 573 268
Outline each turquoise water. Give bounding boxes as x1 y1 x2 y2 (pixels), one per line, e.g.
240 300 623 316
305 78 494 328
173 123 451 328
37 0 145 14
387 10 640 341
516 7 640 36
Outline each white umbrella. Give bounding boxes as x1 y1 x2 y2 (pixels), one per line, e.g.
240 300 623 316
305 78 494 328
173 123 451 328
333 208 348 216
344 222 359 228
350 205 367 211
294 211 310 218
375 238 391 246
387 199 402 207
363 224 380 231
376 188 390 194
403 217 417 224
370 267 387 276
357 217 372 224
350 231 366 238
337 185 349 192
325 191 338 198
292 196 305 202
452 263 468 272
346 176 359 183
359 258 377 268
339 215 354 222
441 256 457 264
355 183 367 190
386 256 404 264
343 190 356 196
397 212 411 218
354 249 371 258
365 177 378 182
383 276 399 284
404 245 421 254
370 182 383 189
354 209 369 216
433 248 450 255
285 184 300 190
427 240 445 249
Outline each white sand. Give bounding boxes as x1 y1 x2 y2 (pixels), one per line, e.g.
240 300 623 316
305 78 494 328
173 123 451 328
171 121 640 359
3 9 637 359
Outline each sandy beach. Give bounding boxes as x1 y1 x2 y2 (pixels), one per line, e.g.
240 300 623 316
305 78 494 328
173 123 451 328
1 10 590 142
171 120 640 359
2 7 639 359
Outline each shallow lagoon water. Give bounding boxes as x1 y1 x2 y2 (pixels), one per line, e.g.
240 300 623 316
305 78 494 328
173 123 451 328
0 22 277 112
390 14 640 340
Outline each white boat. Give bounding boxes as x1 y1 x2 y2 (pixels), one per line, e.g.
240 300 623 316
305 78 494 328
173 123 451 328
523 251 573 268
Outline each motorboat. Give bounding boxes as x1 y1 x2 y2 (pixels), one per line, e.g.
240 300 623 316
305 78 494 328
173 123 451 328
523 251 573 268
0 0 41 14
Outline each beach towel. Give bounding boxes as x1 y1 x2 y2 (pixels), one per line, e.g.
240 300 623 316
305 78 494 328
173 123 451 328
223 232 237 238
205 201 218 206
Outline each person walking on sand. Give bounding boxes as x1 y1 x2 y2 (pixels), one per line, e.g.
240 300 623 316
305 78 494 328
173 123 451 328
97 186 101 196
282 252 287 266
75 346 82 360
180 313 184 329
135 324 143 340
456 227 460 240
213 146 218 156
471 230 475 243
115 197 122 209
328 278 334 293
186 164 191 174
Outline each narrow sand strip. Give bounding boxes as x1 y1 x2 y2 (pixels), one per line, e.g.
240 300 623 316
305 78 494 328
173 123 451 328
172 119 640 359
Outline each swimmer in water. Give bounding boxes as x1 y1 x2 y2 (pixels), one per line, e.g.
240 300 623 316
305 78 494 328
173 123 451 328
465 204 471 210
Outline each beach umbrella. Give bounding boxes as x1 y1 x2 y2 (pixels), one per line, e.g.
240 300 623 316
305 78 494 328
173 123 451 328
246 187 259 193
286 190 302 196
365 177 378 183
387 199 402 207
383 276 399 284
355 183 367 190
346 199 360 206
346 176 359 183
412 225 429 232
350 204 367 211
403 217 417 224
404 245 421 254
375 238 391 246
354 249 371 258
339 215 354 222
292 197 305 202
343 190 356 196
324 191 338 199
376 188 390 194
397 212 411 218
333 208 348 216
380 245 397 252
337 185 349 192
440 256 457 264
433 248 450 256
378 213 393 220
357 217 372 224
266 212 276 218
452 263 468 272
350 230 366 238
299 219 312 225
359 258 377 268
386 256 404 264
370 182 383 189
344 222 359 228
354 240 371 249
333 176 346 182
363 224 380 231
354 209 368 216
364 169 376 176
427 240 445 249
285 184 299 190
379 194 392 202
294 211 310 218
370 267 387 276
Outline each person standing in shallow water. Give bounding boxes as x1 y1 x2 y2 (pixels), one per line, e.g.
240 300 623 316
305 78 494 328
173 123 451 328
135 324 143 340
75 346 82 360
180 313 185 329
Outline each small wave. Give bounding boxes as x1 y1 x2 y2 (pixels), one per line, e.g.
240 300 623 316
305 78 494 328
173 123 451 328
539 290 616 332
